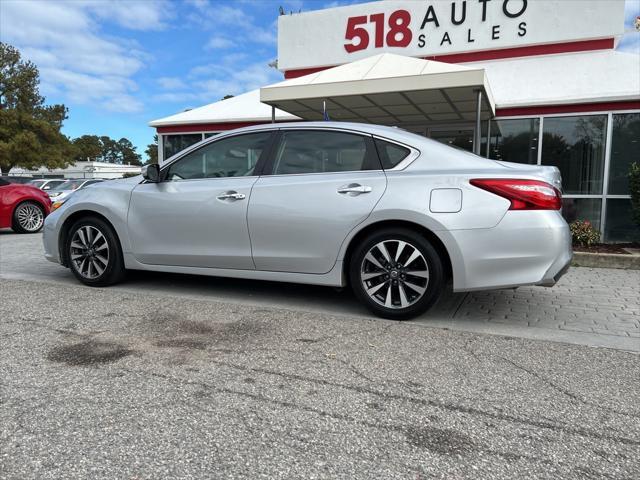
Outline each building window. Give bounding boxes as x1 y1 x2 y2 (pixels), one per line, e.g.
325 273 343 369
541 115 607 195
605 199 640 243
163 134 203 160
608 113 640 195
486 118 540 164
561 198 601 229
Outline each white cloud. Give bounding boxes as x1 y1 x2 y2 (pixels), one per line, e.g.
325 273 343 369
0 0 167 113
185 0 278 46
205 35 235 50
157 77 188 90
86 0 174 31
154 59 281 105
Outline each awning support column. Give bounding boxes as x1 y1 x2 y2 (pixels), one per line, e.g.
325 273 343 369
271 106 275 124
474 89 482 155
485 118 491 158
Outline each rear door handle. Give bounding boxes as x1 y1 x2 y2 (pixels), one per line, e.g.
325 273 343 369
217 191 246 201
337 184 372 195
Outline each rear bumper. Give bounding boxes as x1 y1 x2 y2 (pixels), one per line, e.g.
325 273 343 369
450 210 572 292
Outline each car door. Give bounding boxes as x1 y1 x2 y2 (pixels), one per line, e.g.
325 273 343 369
128 131 274 269
248 129 387 274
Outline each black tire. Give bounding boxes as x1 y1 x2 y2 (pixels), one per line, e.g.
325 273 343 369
349 228 444 320
12 201 45 234
66 216 126 287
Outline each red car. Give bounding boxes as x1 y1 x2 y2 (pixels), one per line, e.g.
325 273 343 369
0 178 52 233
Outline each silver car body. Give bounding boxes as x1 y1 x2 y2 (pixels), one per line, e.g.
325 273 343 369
43 122 571 292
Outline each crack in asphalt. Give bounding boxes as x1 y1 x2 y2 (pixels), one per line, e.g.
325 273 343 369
114 365 634 475
493 352 640 420
117 362 640 448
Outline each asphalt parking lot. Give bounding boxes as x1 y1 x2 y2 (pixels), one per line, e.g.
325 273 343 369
1 231 639 479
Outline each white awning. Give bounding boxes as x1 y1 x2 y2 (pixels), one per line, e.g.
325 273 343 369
260 53 495 124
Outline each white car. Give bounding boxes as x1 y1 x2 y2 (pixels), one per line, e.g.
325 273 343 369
47 179 104 202
28 179 67 191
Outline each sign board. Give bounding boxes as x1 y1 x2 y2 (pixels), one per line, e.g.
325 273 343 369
277 0 625 72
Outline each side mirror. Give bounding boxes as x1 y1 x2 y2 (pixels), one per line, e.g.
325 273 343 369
141 164 160 183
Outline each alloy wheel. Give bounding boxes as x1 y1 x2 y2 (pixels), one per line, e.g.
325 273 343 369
360 240 430 309
70 225 110 279
16 203 44 232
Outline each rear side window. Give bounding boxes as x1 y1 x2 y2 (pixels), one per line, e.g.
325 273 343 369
271 130 380 175
0 178 9 187
374 138 411 169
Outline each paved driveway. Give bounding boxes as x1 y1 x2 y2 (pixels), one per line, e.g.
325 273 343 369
1 231 638 351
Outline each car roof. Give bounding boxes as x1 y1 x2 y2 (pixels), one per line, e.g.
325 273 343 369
207 121 431 149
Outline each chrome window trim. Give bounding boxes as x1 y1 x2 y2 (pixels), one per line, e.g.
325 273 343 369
258 170 384 179
163 175 260 183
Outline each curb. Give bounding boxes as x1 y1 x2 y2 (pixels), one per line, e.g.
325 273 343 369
571 251 640 270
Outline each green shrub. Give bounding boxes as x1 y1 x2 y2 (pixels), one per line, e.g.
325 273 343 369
629 162 640 226
570 220 600 247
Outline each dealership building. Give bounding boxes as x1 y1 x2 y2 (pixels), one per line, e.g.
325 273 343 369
150 0 640 242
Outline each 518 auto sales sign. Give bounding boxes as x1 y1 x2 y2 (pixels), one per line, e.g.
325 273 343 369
277 0 624 71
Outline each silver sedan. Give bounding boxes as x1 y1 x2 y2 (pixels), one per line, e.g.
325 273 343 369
43 123 571 319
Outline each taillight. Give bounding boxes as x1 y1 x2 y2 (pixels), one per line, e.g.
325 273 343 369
470 179 562 210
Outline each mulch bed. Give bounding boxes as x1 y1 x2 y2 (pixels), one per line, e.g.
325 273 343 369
573 242 640 255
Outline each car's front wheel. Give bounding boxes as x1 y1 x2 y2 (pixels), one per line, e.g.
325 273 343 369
66 217 126 287
349 228 444 320
12 201 45 233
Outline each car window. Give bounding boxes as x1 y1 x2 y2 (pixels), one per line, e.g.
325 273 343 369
271 131 379 175
51 181 82 191
0 178 9 187
374 138 411 169
166 132 272 181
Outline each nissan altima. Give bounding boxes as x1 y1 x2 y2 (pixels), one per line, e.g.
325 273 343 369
43 123 571 319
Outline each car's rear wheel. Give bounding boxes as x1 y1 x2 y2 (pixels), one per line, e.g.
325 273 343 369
12 201 45 233
349 228 444 320
66 217 125 287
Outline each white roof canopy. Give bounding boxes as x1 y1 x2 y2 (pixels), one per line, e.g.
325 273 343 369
260 53 495 125
149 89 299 128
471 50 640 109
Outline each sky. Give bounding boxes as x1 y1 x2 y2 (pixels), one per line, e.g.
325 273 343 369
0 0 639 159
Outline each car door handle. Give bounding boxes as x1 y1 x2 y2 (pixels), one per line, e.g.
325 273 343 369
217 191 246 201
337 184 372 195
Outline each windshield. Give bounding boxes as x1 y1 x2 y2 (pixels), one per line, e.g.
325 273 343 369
50 180 83 191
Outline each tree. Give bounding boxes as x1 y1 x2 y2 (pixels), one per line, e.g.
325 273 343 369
72 135 102 162
99 136 119 163
145 134 158 164
0 42 74 174
117 137 142 165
